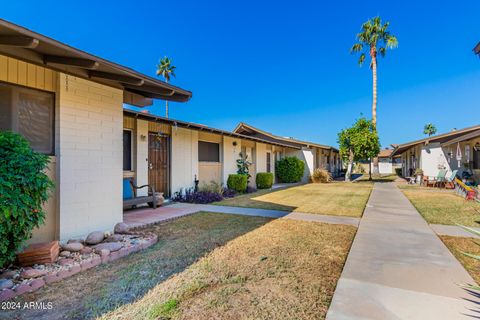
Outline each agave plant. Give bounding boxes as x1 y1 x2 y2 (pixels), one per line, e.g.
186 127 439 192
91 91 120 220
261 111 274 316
457 224 480 291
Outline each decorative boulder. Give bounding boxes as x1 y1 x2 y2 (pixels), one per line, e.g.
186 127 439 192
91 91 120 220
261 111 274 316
63 242 84 252
20 268 47 279
58 258 75 266
105 234 123 242
99 249 110 257
0 270 17 279
0 279 14 290
114 223 130 234
80 247 93 255
60 251 71 257
85 231 105 245
93 242 122 252
67 239 83 244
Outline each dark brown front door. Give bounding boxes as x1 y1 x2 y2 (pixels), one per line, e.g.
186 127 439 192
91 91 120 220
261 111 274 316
148 133 170 197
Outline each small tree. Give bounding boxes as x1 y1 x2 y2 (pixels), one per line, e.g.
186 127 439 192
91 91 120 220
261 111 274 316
0 132 54 267
236 152 252 185
338 118 380 181
423 123 437 136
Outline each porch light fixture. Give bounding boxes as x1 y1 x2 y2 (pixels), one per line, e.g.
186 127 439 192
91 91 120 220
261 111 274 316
140 134 147 141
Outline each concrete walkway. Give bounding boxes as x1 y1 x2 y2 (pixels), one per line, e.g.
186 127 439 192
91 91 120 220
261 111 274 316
430 224 480 239
123 203 360 229
327 183 478 320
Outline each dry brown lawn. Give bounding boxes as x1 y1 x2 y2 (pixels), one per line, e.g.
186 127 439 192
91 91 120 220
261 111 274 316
400 186 480 226
100 219 356 320
440 235 480 284
4 212 271 320
215 182 373 217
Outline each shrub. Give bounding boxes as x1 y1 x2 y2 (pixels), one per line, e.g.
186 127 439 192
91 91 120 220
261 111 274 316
275 157 305 183
0 131 54 267
311 168 332 183
199 180 223 194
227 174 248 193
256 172 274 189
395 167 402 176
172 188 223 204
222 188 237 198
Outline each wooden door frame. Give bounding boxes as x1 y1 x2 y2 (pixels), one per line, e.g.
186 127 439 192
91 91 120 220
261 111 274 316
148 132 171 198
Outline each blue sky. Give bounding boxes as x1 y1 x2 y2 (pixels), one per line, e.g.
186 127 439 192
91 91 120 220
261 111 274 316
3 1 480 147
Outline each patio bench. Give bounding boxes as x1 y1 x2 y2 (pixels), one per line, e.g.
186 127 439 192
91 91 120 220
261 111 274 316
123 178 158 209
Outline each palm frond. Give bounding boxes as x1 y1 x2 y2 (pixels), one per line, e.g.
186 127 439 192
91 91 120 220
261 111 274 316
457 224 480 238
358 53 366 66
350 43 363 53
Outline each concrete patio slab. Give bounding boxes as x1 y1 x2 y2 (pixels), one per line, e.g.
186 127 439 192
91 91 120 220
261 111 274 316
327 182 478 320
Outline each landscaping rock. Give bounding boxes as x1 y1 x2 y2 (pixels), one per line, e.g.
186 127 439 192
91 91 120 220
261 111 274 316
20 268 47 279
67 239 83 244
85 231 105 245
60 251 71 258
99 249 110 257
59 259 75 266
0 279 14 290
0 270 17 279
114 222 130 234
105 234 123 242
63 242 84 252
94 242 122 252
80 247 93 255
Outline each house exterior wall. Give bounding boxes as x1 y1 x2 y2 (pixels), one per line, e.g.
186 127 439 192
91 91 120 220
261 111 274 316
171 127 198 194
0 55 60 244
57 74 123 241
222 136 242 186
135 120 149 196
198 132 223 186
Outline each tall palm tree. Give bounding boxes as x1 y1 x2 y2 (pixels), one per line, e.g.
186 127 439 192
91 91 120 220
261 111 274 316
156 56 176 118
423 123 437 136
350 16 398 128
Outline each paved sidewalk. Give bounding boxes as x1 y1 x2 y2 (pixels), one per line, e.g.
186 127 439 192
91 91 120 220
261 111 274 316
327 182 478 320
430 224 480 239
124 202 360 229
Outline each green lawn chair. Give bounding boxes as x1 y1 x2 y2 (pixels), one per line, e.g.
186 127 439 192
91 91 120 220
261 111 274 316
445 170 458 189
426 169 447 188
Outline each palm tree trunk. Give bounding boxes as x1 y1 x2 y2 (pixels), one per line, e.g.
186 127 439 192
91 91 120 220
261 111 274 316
371 49 379 174
165 100 169 118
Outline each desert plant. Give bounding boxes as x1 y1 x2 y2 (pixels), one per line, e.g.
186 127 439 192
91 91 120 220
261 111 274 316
423 123 437 137
276 157 305 183
199 180 223 194
0 131 54 267
256 172 274 189
171 188 223 204
311 168 332 183
227 174 248 193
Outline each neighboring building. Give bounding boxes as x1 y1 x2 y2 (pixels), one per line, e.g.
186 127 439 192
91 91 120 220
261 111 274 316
233 123 341 182
122 110 301 195
374 148 401 175
391 125 480 180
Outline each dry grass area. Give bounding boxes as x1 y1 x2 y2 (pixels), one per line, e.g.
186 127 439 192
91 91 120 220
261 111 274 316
400 187 480 226
440 235 480 284
4 212 271 320
100 219 356 320
215 182 373 217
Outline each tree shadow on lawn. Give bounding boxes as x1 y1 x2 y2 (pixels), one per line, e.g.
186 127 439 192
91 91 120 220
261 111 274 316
214 187 297 212
3 212 272 320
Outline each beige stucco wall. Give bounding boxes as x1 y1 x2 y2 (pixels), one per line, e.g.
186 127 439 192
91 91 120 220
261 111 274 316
57 74 123 242
171 127 198 194
256 142 267 173
198 132 223 185
135 120 149 196
222 136 242 185
28 158 58 244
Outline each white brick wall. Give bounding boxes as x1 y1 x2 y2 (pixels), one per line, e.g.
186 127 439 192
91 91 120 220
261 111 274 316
57 74 123 241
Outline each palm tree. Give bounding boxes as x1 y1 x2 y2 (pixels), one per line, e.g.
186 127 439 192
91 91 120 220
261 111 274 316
156 56 176 118
350 16 398 128
423 123 437 136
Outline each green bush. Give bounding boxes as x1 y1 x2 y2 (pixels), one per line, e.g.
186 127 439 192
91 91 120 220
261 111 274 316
227 174 248 193
0 131 54 267
256 172 274 189
395 167 402 176
275 157 305 183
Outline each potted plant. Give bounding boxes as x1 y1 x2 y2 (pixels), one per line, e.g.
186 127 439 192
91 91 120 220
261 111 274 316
414 168 424 184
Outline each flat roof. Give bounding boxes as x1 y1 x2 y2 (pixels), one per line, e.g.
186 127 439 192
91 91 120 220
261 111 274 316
391 124 480 156
0 19 192 107
123 110 301 149
233 122 339 152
